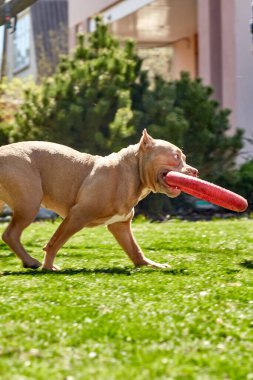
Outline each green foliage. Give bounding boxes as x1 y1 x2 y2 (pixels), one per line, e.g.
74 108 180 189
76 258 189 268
173 72 244 179
0 78 36 146
132 71 243 183
218 159 253 208
237 160 253 202
132 74 189 147
0 219 253 379
12 17 137 154
133 72 244 216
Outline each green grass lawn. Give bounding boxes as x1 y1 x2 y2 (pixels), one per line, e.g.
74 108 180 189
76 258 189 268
0 217 253 380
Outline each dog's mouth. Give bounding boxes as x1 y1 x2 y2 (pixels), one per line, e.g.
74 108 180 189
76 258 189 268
159 169 181 198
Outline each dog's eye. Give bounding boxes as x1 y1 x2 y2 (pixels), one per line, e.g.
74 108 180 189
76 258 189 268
174 153 181 161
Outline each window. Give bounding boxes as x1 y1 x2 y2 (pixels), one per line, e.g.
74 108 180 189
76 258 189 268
13 12 30 73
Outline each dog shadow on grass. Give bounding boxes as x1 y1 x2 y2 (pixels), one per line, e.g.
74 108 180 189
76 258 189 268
239 259 253 269
0 266 190 277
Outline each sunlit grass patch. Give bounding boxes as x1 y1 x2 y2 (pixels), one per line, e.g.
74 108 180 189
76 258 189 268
0 218 253 379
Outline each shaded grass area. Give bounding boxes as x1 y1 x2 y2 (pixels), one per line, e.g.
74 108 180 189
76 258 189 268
0 218 253 379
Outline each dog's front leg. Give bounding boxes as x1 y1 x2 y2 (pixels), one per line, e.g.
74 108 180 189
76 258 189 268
108 221 170 269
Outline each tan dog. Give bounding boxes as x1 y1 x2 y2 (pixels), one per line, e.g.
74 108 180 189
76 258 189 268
0 130 198 270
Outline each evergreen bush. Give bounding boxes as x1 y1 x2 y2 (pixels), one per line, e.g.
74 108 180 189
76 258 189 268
12 18 137 154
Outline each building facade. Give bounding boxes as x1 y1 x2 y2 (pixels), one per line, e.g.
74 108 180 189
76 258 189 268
1 0 68 80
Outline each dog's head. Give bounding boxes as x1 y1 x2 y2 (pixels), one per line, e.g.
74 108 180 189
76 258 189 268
139 129 198 198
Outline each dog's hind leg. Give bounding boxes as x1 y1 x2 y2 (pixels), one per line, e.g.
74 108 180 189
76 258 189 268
1 179 43 269
42 204 86 270
2 204 42 269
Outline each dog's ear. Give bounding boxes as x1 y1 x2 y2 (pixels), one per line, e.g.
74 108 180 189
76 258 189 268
139 129 154 151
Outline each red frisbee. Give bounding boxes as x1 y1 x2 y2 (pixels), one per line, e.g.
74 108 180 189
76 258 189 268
165 171 248 212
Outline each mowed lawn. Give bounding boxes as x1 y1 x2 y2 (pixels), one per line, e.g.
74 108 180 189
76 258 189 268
0 217 253 380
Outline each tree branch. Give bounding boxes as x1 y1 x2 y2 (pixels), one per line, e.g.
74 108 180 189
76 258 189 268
0 0 38 26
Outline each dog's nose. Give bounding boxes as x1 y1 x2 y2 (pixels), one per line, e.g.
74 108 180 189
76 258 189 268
190 168 198 177
186 167 198 177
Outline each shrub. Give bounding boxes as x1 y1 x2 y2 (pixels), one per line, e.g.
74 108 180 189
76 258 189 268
218 159 253 210
0 78 36 146
12 18 138 154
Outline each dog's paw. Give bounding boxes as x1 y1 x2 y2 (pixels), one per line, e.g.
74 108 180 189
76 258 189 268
41 264 61 272
135 259 171 269
23 259 42 270
152 262 171 269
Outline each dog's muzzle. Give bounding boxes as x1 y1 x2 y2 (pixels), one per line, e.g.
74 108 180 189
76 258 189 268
158 170 181 198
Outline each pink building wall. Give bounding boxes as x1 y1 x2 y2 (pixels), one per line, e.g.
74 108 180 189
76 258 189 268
234 0 253 160
198 0 236 128
198 0 253 159
172 34 197 79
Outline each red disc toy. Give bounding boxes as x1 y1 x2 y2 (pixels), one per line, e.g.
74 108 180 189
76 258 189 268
165 171 248 212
